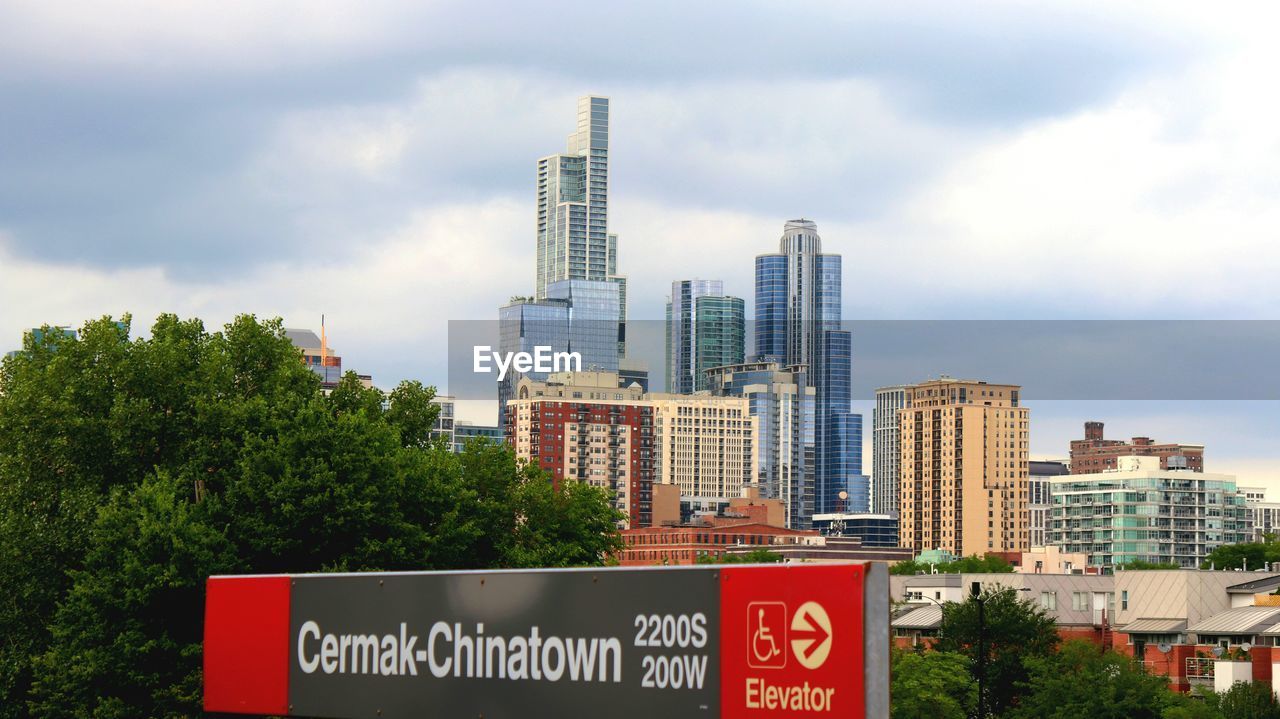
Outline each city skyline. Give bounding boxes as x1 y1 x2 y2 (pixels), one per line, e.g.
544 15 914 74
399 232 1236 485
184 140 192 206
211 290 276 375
2 2 1279 489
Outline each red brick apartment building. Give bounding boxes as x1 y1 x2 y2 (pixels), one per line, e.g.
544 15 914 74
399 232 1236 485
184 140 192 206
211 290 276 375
506 374 655 529
1070 421 1204 474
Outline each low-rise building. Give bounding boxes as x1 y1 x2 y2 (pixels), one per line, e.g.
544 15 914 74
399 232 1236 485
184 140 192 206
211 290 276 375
1017 545 1093 575
812 513 899 548
730 536 911 564
616 519 815 566
890 572 1116 648
1113 570 1280 692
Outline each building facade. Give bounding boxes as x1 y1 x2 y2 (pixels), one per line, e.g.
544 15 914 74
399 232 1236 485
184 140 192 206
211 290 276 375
1050 456 1252 569
892 572 1115 649
430 394 456 448
507 372 761 530
1030 460 1070 548
1070 421 1204 474
648 393 756 501
284 327 372 392
872 385 909 514
453 422 503 452
811 513 900 548
534 95 626 355
497 279 620 421
665 279 745 394
753 219 864 518
616 521 816 566
897 377 1030 556
1239 486 1280 543
707 361 816 529
506 372 653 528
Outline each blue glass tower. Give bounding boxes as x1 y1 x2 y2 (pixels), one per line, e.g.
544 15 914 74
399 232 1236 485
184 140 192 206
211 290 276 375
666 279 746 394
753 220 866 523
497 279 620 424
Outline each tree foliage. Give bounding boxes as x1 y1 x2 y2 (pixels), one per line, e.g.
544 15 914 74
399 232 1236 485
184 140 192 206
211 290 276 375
1201 541 1280 571
1213 680 1280 719
0 314 624 718
890 648 975 719
1118 561 1182 571
695 548 783 564
890 554 1016 575
934 586 1059 717
1013 641 1183 719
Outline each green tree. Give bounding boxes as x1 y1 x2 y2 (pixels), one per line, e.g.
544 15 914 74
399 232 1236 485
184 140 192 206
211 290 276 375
1215 681 1280 719
934 586 1059 717
1118 561 1182 571
891 649 975 719
1014 641 1183 719
385 379 442 449
27 473 235 718
890 554 1015 576
1201 542 1279 571
695 548 783 564
0 313 623 718
1158 688 1227 719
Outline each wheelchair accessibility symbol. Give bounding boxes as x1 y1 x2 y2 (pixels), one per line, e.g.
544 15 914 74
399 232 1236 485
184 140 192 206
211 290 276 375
748 600 833 670
748 602 787 668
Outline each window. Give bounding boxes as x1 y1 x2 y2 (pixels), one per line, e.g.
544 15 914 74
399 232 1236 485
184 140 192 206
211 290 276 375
1041 591 1057 611
1121 590 1129 611
1072 592 1088 611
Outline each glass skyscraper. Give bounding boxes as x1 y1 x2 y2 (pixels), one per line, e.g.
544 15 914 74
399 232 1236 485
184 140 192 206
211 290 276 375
707 361 816 530
753 220 866 520
497 279 620 423
666 279 745 394
535 96 627 357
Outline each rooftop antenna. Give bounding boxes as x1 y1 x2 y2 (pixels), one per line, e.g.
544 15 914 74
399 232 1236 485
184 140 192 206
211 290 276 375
321 314 328 367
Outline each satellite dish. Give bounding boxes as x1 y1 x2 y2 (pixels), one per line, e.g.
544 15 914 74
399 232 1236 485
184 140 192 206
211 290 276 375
1242 643 1253 652
838 491 848 500
1212 646 1226 658
1157 643 1172 653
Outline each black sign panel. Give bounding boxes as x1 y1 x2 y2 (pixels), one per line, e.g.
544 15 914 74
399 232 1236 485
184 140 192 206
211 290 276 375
288 568 721 718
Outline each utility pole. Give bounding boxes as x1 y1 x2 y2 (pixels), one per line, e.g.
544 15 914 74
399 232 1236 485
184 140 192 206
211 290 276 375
972 581 986 719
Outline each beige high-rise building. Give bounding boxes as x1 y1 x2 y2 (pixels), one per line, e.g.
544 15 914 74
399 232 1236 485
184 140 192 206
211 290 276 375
648 393 756 500
897 377 1029 556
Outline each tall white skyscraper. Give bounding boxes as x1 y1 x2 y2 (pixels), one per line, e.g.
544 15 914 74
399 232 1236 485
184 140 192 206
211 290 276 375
535 95 627 355
872 385 909 514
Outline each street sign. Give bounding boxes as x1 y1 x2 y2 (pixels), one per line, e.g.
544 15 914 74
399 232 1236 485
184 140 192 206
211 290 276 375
204 563 888 718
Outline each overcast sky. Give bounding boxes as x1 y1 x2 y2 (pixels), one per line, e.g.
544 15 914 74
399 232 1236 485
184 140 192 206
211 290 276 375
2 1 1278 488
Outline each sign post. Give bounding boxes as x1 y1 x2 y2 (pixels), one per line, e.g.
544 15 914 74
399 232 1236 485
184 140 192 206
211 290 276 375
204 563 888 718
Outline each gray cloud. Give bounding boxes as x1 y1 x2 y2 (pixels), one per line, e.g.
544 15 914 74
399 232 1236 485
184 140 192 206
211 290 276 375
0 1 1191 276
